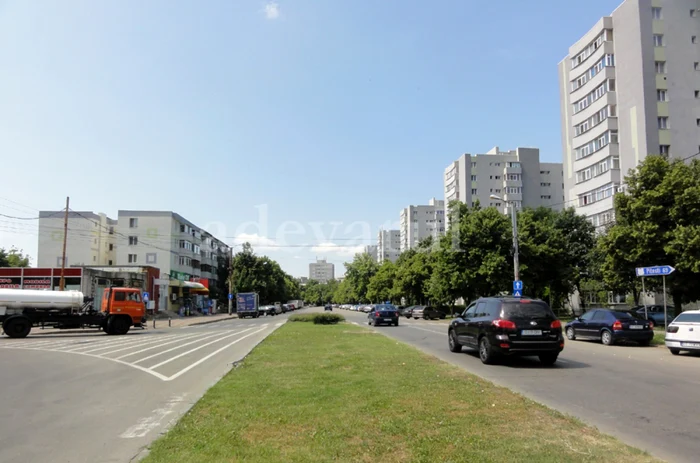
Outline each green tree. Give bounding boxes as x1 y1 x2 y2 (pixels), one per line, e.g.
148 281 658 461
599 155 700 309
0 247 31 267
344 253 378 303
367 261 398 303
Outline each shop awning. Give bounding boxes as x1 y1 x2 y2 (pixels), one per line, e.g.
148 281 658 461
183 281 208 292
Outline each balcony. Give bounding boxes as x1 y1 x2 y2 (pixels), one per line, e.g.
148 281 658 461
503 165 522 175
502 179 522 188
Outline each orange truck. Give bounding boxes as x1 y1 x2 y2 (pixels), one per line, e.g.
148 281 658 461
0 287 145 339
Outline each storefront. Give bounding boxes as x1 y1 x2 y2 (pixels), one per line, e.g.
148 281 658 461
0 267 83 290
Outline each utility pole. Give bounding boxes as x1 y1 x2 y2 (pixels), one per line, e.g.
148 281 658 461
511 201 520 282
228 247 234 315
59 196 69 291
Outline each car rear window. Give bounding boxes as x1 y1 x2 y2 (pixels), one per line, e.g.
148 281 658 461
612 311 641 320
674 313 700 323
502 301 554 319
376 305 396 311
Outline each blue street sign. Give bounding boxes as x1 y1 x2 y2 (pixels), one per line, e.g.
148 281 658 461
513 280 523 291
635 265 675 277
513 289 522 298
142 292 149 301
228 293 233 300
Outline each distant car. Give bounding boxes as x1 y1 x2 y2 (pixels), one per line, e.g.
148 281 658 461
632 305 675 326
565 308 653 346
448 296 564 365
324 304 332 311
368 304 400 326
665 310 700 355
412 305 442 320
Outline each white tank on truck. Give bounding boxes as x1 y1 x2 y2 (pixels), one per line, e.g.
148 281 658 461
0 288 84 311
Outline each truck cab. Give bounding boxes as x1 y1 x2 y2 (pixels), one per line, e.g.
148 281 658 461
100 287 145 334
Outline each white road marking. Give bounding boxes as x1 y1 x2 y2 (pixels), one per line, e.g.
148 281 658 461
131 329 251 365
114 333 211 360
119 394 186 438
98 333 201 356
150 327 262 370
166 325 270 381
63 335 180 353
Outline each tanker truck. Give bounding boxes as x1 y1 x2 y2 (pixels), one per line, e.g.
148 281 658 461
0 287 146 339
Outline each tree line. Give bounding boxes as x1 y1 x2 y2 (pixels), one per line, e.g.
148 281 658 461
229 242 301 304
302 155 700 313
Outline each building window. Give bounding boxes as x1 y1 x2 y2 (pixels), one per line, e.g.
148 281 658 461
695 90 700 98
658 117 669 129
146 253 157 264
128 236 138 245
657 89 668 101
653 34 664 47
660 145 670 155
693 36 698 44
128 254 137 263
93 256 96 262
109 244 113 251
652 7 662 19
109 227 114 235
470 175 477 181
471 189 477 195
696 119 700 126
693 9 698 18
655 61 666 73
108 260 113 265
129 218 138 228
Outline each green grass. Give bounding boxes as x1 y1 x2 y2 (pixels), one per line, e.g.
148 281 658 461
288 313 345 324
652 329 666 346
142 323 659 463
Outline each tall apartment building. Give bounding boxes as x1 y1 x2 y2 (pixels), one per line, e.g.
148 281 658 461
38 211 117 267
399 198 445 252
559 0 700 227
309 258 335 283
444 147 564 217
377 229 401 263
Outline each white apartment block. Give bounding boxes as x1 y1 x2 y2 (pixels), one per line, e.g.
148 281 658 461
444 147 564 217
309 259 335 283
377 229 401 263
38 209 229 295
399 198 445 252
38 211 117 267
559 0 700 228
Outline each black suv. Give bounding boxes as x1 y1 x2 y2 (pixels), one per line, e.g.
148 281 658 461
448 296 564 365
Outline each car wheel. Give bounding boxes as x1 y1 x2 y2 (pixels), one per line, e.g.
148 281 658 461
448 330 462 353
566 327 576 340
601 330 614 346
670 348 680 355
539 353 559 366
479 337 496 364
394 320 399 327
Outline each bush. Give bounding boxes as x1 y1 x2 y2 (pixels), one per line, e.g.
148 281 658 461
288 313 345 325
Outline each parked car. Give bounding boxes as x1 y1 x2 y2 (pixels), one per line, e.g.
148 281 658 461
360 305 372 313
448 296 564 365
565 308 654 346
398 305 415 318
324 304 333 311
632 305 675 326
368 304 400 326
665 310 700 355
412 305 443 320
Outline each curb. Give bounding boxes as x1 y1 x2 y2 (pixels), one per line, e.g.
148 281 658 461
174 315 239 328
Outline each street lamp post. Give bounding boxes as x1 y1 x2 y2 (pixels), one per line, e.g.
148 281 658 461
490 194 519 282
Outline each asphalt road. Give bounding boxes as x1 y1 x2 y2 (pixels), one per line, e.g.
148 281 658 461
0 312 291 463
334 307 700 463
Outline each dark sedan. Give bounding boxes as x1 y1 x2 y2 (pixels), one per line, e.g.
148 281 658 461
565 308 654 346
368 304 400 326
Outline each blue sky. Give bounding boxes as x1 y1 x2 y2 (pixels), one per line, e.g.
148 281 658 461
0 0 624 277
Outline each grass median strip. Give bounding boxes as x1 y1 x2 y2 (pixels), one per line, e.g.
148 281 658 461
142 323 659 463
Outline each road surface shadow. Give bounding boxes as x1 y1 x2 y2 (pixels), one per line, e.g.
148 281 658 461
462 350 590 369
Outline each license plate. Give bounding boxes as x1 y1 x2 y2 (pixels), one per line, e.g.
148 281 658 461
629 325 643 330
521 330 542 336
383 318 393 322
682 342 700 348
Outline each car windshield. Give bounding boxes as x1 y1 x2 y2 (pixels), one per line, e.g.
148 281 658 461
673 313 700 323
502 301 553 319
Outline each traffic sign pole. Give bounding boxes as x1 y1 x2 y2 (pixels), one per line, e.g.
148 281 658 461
641 277 647 321
663 275 668 330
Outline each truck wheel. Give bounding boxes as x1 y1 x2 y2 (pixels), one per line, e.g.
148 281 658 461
108 316 130 335
3 316 32 339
